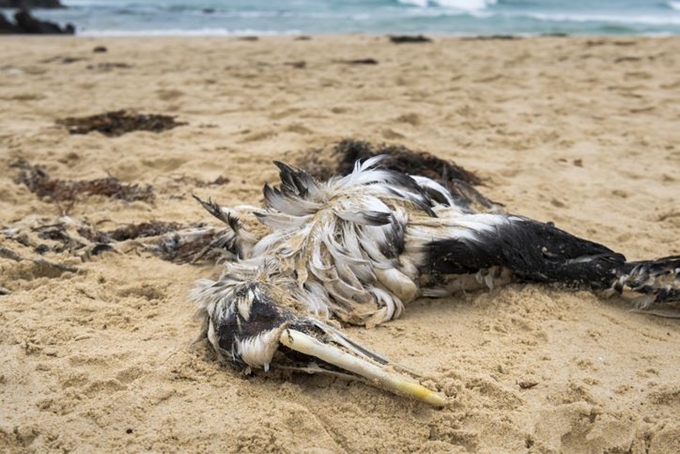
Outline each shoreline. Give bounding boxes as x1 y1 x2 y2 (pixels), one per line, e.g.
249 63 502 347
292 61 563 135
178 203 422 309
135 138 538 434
5 30 677 38
1 35 679 453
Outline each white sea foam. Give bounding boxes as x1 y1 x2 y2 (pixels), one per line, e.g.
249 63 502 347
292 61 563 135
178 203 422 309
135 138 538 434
403 8 491 19
525 12 680 26
435 0 496 11
396 0 496 10
396 0 429 7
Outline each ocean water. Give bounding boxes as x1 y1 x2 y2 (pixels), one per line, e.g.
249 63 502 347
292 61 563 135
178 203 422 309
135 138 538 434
11 0 680 36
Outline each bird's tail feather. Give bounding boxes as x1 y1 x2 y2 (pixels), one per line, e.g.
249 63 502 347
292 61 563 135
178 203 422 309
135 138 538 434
608 256 680 315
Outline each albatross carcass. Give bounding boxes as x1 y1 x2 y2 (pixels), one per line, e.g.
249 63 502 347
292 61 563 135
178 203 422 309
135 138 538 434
190 156 679 406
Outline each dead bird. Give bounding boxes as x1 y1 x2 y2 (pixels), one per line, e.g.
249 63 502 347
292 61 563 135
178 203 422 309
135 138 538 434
190 156 679 406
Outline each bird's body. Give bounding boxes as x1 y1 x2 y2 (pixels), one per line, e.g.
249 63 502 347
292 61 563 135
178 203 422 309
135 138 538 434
191 156 679 405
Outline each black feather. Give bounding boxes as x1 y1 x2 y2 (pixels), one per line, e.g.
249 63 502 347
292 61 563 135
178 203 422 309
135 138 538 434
193 195 231 225
362 211 392 226
427 218 626 289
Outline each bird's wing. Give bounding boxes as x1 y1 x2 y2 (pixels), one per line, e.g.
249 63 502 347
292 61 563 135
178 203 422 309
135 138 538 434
408 212 680 309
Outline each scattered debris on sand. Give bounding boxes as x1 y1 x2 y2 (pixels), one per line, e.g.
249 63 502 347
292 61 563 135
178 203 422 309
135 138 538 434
57 110 186 137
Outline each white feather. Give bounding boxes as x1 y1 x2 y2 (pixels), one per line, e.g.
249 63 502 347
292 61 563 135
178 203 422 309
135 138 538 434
236 328 284 369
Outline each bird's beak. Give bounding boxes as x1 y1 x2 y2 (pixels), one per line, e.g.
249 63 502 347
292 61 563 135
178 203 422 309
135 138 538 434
279 328 447 407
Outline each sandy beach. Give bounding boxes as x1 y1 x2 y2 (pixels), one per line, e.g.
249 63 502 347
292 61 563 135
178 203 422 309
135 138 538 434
1 35 679 453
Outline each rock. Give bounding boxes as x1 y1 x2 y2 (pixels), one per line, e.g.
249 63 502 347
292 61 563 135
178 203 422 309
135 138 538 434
0 0 65 8
1 9 74 34
0 12 19 34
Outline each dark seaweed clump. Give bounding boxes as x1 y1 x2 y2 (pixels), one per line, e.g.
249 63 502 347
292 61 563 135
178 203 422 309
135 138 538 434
303 139 497 211
14 161 154 203
333 139 482 185
57 110 186 137
341 58 378 65
78 221 184 243
388 35 432 44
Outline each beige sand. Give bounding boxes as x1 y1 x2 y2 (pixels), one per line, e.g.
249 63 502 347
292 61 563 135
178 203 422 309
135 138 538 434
1 35 679 453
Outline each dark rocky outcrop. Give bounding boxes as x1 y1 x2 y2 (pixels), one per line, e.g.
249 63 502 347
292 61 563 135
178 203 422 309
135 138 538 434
0 9 74 34
0 11 19 33
0 0 65 8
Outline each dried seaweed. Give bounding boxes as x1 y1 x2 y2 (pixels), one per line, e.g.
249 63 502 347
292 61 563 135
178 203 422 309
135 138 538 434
86 62 132 71
3 211 229 267
57 110 186 137
14 161 154 203
98 221 184 242
462 35 521 41
301 139 498 212
389 35 432 44
285 61 306 69
334 139 482 185
31 222 88 254
340 59 378 65
167 175 231 188
150 228 228 264
41 56 84 64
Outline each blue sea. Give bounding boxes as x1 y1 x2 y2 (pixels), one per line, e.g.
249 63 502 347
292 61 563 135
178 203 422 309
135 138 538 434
12 0 680 36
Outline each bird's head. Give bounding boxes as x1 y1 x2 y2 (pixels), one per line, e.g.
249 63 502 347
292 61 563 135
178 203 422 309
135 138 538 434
191 275 446 407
